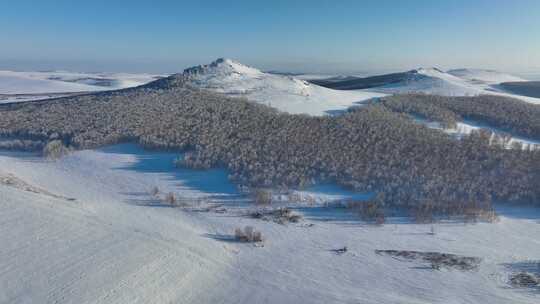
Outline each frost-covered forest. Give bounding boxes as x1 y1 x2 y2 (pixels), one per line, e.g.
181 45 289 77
1 81 539 221
380 93 540 139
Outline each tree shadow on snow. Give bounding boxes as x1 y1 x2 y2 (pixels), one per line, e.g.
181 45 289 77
203 233 244 243
494 205 540 223
119 191 175 208
98 144 243 202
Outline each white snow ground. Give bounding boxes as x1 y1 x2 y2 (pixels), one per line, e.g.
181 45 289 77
182 58 385 115
1 144 538 304
0 70 163 103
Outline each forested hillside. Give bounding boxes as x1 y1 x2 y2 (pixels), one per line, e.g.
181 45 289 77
1 83 539 220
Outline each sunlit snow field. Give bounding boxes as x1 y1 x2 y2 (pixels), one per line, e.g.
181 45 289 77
1 144 539 303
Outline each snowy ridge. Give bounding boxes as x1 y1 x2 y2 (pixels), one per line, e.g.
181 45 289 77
361 67 540 104
370 67 486 96
181 58 385 115
448 68 525 84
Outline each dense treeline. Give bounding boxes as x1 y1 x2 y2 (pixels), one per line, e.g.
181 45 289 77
0 83 539 220
380 93 540 140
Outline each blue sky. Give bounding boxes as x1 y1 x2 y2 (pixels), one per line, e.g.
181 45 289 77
1 0 539 74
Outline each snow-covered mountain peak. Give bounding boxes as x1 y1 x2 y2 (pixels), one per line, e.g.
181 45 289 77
183 58 262 77
180 58 384 115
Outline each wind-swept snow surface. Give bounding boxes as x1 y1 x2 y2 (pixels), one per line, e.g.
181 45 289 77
0 147 233 304
182 58 385 115
0 145 539 304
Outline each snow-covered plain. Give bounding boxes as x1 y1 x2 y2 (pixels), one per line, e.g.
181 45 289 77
181 58 385 115
0 70 163 103
1 145 538 304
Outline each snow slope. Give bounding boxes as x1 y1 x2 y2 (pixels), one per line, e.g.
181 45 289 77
1 145 539 303
0 146 235 304
182 58 385 115
448 68 526 85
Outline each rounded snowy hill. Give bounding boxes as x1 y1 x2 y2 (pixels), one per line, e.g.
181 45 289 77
370 67 487 96
179 58 384 115
311 66 540 103
447 68 525 85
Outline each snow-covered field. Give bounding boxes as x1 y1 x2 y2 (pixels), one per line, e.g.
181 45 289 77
0 70 163 103
1 61 539 303
1 145 538 303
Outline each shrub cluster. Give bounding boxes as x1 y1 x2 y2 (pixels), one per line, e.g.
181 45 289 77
235 226 263 243
42 140 70 159
0 82 539 219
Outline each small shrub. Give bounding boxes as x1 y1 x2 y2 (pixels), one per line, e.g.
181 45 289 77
235 226 263 242
348 200 385 224
150 186 160 196
376 250 481 271
253 189 272 205
509 272 539 287
164 192 177 207
248 207 302 224
43 140 70 159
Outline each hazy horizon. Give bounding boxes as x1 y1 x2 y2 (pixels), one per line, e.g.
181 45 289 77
2 0 540 75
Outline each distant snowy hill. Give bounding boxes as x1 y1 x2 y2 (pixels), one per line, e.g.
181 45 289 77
0 71 102 94
371 67 484 96
310 67 540 104
0 70 163 103
377 68 540 103
180 58 385 115
447 68 525 85
309 68 486 96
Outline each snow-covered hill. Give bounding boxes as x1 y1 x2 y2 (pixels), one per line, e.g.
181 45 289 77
349 67 540 104
367 68 487 96
447 68 525 85
181 58 384 115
